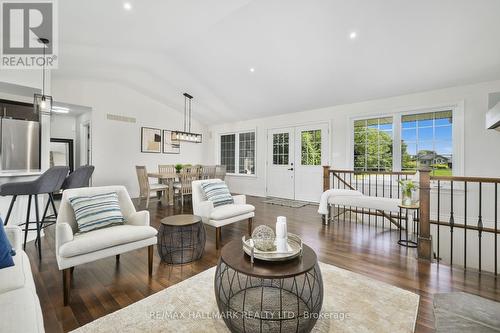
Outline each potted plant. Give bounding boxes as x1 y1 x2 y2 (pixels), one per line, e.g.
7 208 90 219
398 179 417 206
175 164 183 173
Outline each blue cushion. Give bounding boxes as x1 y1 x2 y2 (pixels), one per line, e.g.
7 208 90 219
0 219 15 269
200 182 234 207
69 192 125 233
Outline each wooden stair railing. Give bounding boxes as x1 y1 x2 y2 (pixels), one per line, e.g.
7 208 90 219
322 166 430 260
324 166 500 274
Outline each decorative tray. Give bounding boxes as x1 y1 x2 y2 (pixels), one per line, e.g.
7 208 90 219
242 233 303 262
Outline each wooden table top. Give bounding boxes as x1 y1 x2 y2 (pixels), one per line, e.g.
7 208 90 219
220 239 317 278
148 172 176 179
398 202 420 210
160 214 202 226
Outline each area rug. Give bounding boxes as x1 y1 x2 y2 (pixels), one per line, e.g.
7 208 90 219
433 292 500 332
72 262 419 333
263 197 310 208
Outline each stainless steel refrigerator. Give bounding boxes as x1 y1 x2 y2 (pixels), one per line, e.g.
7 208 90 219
0 118 40 170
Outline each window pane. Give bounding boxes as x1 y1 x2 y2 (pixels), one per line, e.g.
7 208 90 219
353 117 393 171
418 127 433 140
416 112 434 127
402 114 417 128
220 134 235 173
402 128 416 141
401 142 417 170
354 155 366 170
301 130 321 165
435 110 453 126
401 110 453 175
239 132 255 175
273 133 289 165
435 126 452 142
435 141 452 155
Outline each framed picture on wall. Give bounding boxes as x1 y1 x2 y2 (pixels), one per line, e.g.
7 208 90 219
141 127 162 153
162 130 181 154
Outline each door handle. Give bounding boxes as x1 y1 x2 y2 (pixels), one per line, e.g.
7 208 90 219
288 168 294 171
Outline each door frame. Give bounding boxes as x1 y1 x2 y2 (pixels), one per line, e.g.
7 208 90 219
50 138 74 172
266 121 331 199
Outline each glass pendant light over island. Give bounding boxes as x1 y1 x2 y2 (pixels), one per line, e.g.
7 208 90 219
171 93 202 143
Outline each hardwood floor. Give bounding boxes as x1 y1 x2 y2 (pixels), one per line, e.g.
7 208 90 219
26 196 500 332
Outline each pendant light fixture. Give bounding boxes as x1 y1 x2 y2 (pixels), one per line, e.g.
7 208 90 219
171 93 202 143
33 37 53 115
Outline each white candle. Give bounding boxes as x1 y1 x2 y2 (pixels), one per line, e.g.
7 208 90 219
276 216 288 252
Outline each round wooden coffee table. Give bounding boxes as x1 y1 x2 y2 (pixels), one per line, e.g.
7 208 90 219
158 215 205 264
214 239 323 333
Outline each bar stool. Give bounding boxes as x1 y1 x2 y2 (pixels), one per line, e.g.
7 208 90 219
61 165 95 190
40 165 95 223
0 166 69 259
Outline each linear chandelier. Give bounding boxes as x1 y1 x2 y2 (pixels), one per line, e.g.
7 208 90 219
172 93 202 143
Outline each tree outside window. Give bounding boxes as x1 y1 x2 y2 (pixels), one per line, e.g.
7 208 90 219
354 117 393 171
301 130 322 165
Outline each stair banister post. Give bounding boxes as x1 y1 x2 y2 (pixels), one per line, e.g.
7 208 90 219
418 168 433 261
323 166 331 192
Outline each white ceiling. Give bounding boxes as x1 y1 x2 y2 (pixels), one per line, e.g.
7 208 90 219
55 0 500 125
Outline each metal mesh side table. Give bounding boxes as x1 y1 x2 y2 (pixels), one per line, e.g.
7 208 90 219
215 240 323 333
158 215 205 264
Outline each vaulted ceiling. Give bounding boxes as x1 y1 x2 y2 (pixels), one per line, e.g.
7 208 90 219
55 0 500 124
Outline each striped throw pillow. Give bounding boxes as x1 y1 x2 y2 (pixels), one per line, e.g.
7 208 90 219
200 182 234 207
69 192 125 233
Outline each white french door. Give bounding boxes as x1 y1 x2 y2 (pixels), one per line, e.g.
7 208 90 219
267 127 295 199
267 123 329 202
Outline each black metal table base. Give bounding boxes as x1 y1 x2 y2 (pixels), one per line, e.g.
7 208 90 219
215 260 323 333
397 240 418 248
398 206 419 249
157 220 205 264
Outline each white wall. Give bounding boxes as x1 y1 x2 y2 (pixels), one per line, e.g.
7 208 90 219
51 77 210 197
0 69 47 92
208 80 500 197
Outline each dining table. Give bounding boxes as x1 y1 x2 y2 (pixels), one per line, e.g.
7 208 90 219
147 172 176 206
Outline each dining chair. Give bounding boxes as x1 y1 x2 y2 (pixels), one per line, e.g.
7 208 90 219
158 164 176 178
135 166 169 208
215 165 227 180
201 165 217 180
174 171 198 206
191 165 202 179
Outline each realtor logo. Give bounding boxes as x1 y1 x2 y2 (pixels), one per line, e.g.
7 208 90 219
1 0 58 68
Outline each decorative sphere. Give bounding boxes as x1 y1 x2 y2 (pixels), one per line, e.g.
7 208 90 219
251 225 275 251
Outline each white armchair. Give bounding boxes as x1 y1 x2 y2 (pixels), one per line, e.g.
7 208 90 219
55 186 157 305
192 179 255 249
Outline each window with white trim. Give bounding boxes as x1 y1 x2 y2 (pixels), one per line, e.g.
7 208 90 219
220 134 236 173
354 117 393 171
239 132 255 174
219 131 256 175
401 110 452 176
353 109 454 175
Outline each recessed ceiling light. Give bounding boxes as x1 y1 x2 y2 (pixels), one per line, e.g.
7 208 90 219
349 31 357 39
123 2 132 11
249 68 255 73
